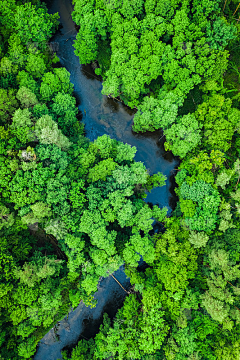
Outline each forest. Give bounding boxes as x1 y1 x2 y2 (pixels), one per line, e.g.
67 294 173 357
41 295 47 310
0 0 240 359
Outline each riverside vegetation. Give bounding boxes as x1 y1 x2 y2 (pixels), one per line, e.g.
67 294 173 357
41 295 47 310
1 0 240 359
0 0 166 358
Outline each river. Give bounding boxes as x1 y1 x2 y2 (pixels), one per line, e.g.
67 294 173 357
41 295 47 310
33 0 177 358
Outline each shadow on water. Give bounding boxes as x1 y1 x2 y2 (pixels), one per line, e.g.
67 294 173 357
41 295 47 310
46 0 177 211
34 266 132 360
34 0 178 358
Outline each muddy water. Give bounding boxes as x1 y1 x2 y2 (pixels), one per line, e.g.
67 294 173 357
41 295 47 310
34 0 177 358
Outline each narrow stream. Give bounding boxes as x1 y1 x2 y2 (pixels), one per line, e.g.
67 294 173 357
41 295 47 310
34 1 178 358
47 0 177 210
34 265 132 360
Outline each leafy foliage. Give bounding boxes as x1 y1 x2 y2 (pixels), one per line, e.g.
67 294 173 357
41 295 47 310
1 0 240 358
0 1 169 357
73 0 235 138
180 180 221 232
64 294 169 360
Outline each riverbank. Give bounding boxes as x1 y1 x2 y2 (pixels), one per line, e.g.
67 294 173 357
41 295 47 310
32 1 178 358
46 0 178 211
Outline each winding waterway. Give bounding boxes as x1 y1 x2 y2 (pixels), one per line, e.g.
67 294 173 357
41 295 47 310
34 1 178 358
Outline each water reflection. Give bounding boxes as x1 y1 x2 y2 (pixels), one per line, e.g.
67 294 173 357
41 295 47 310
34 0 178 358
47 0 177 211
34 266 131 360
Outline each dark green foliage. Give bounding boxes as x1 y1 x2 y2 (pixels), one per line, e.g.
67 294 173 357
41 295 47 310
0 88 18 124
64 294 169 360
0 1 169 357
0 1 59 45
66 0 240 358
1 0 240 358
62 339 96 360
206 18 237 50
164 114 202 158
179 180 221 232
195 94 240 152
73 0 236 142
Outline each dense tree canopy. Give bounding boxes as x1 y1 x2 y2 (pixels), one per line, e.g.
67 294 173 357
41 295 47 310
0 0 169 358
66 0 240 359
1 0 240 359
73 0 237 139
